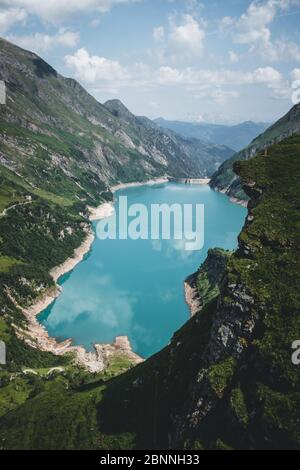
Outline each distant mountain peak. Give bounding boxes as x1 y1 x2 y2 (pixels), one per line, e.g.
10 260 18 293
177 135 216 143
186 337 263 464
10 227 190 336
154 118 270 151
209 101 300 201
104 99 134 119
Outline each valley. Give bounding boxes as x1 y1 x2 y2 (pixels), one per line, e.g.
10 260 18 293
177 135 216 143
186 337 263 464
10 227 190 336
0 37 299 451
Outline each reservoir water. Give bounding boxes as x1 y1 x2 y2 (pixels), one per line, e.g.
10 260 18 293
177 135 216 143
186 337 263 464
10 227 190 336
38 183 247 358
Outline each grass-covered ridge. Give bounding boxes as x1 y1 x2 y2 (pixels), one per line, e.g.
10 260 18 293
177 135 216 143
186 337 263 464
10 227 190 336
210 102 300 200
0 133 299 449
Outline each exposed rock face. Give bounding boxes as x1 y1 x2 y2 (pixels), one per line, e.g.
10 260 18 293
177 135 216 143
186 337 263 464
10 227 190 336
210 103 300 201
184 248 231 317
0 38 233 209
97 135 300 450
0 38 233 377
154 118 270 152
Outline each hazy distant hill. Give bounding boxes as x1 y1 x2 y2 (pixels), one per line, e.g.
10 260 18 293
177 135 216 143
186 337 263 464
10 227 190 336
1 133 299 450
0 37 234 377
210 103 300 200
0 37 233 210
154 118 270 152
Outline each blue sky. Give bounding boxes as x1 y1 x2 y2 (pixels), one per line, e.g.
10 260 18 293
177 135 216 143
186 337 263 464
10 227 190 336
1 0 300 123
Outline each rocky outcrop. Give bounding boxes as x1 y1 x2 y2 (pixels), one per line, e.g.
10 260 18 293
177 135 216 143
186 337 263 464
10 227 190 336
210 102 300 200
0 38 233 205
98 134 300 450
184 248 231 317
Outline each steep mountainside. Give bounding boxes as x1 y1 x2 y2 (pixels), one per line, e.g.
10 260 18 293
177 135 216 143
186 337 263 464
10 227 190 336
210 103 300 200
0 37 233 204
105 100 233 177
155 118 269 151
1 134 299 449
0 38 232 374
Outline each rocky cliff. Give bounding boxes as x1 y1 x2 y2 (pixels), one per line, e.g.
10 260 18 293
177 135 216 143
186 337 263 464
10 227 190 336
0 37 233 209
0 37 233 373
210 103 300 201
1 133 299 449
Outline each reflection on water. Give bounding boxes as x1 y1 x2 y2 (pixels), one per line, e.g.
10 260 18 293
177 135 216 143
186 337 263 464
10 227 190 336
38 183 246 358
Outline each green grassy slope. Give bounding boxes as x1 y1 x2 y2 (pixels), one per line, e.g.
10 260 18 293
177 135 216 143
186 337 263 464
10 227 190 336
0 134 299 449
210 103 300 200
0 37 233 201
0 37 236 378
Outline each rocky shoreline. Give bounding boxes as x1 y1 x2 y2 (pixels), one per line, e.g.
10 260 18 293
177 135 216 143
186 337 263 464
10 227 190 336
111 177 169 193
50 230 95 283
12 195 143 372
14 175 225 372
88 202 115 222
13 178 171 371
216 187 248 207
184 273 202 317
229 196 248 207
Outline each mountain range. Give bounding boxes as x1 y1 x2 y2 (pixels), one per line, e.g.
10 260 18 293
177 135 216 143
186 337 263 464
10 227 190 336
0 38 299 450
210 103 300 200
0 37 233 214
154 118 270 152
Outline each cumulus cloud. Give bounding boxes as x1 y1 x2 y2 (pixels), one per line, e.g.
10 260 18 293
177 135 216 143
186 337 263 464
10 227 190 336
7 29 79 53
152 13 206 64
153 26 164 42
169 14 205 53
65 48 132 93
229 50 239 63
0 7 26 33
221 0 300 62
157 64 290 101
291 68 300 80
157 65 283 88
65 46 289 102
0 0 138 23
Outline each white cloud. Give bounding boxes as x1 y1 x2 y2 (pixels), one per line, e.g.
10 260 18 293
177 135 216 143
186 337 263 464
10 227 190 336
7 29 79 53
157 65 283 88
64 39 290 103
195 88 240 105
169 14 205 53
250 66 283 84
0 0 138 23
157 64 290 102
153 26 164 42
233 0 276 46
221 0 300 62
0 7 26 34
152 13 205 64
65 48 131 92
229 50 239 63
291 68 300 80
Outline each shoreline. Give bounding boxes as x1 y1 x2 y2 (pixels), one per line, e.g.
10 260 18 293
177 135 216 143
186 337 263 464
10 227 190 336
168 177 211 185
15 175 234 371
111 176 169 193
14 177 172 371
184 273 202 317
50 229 95 283
88 201 115 222
229 196 248 208
217 187 248 208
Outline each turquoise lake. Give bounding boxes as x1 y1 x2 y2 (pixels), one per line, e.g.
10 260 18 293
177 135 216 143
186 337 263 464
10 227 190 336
38 183 247 358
